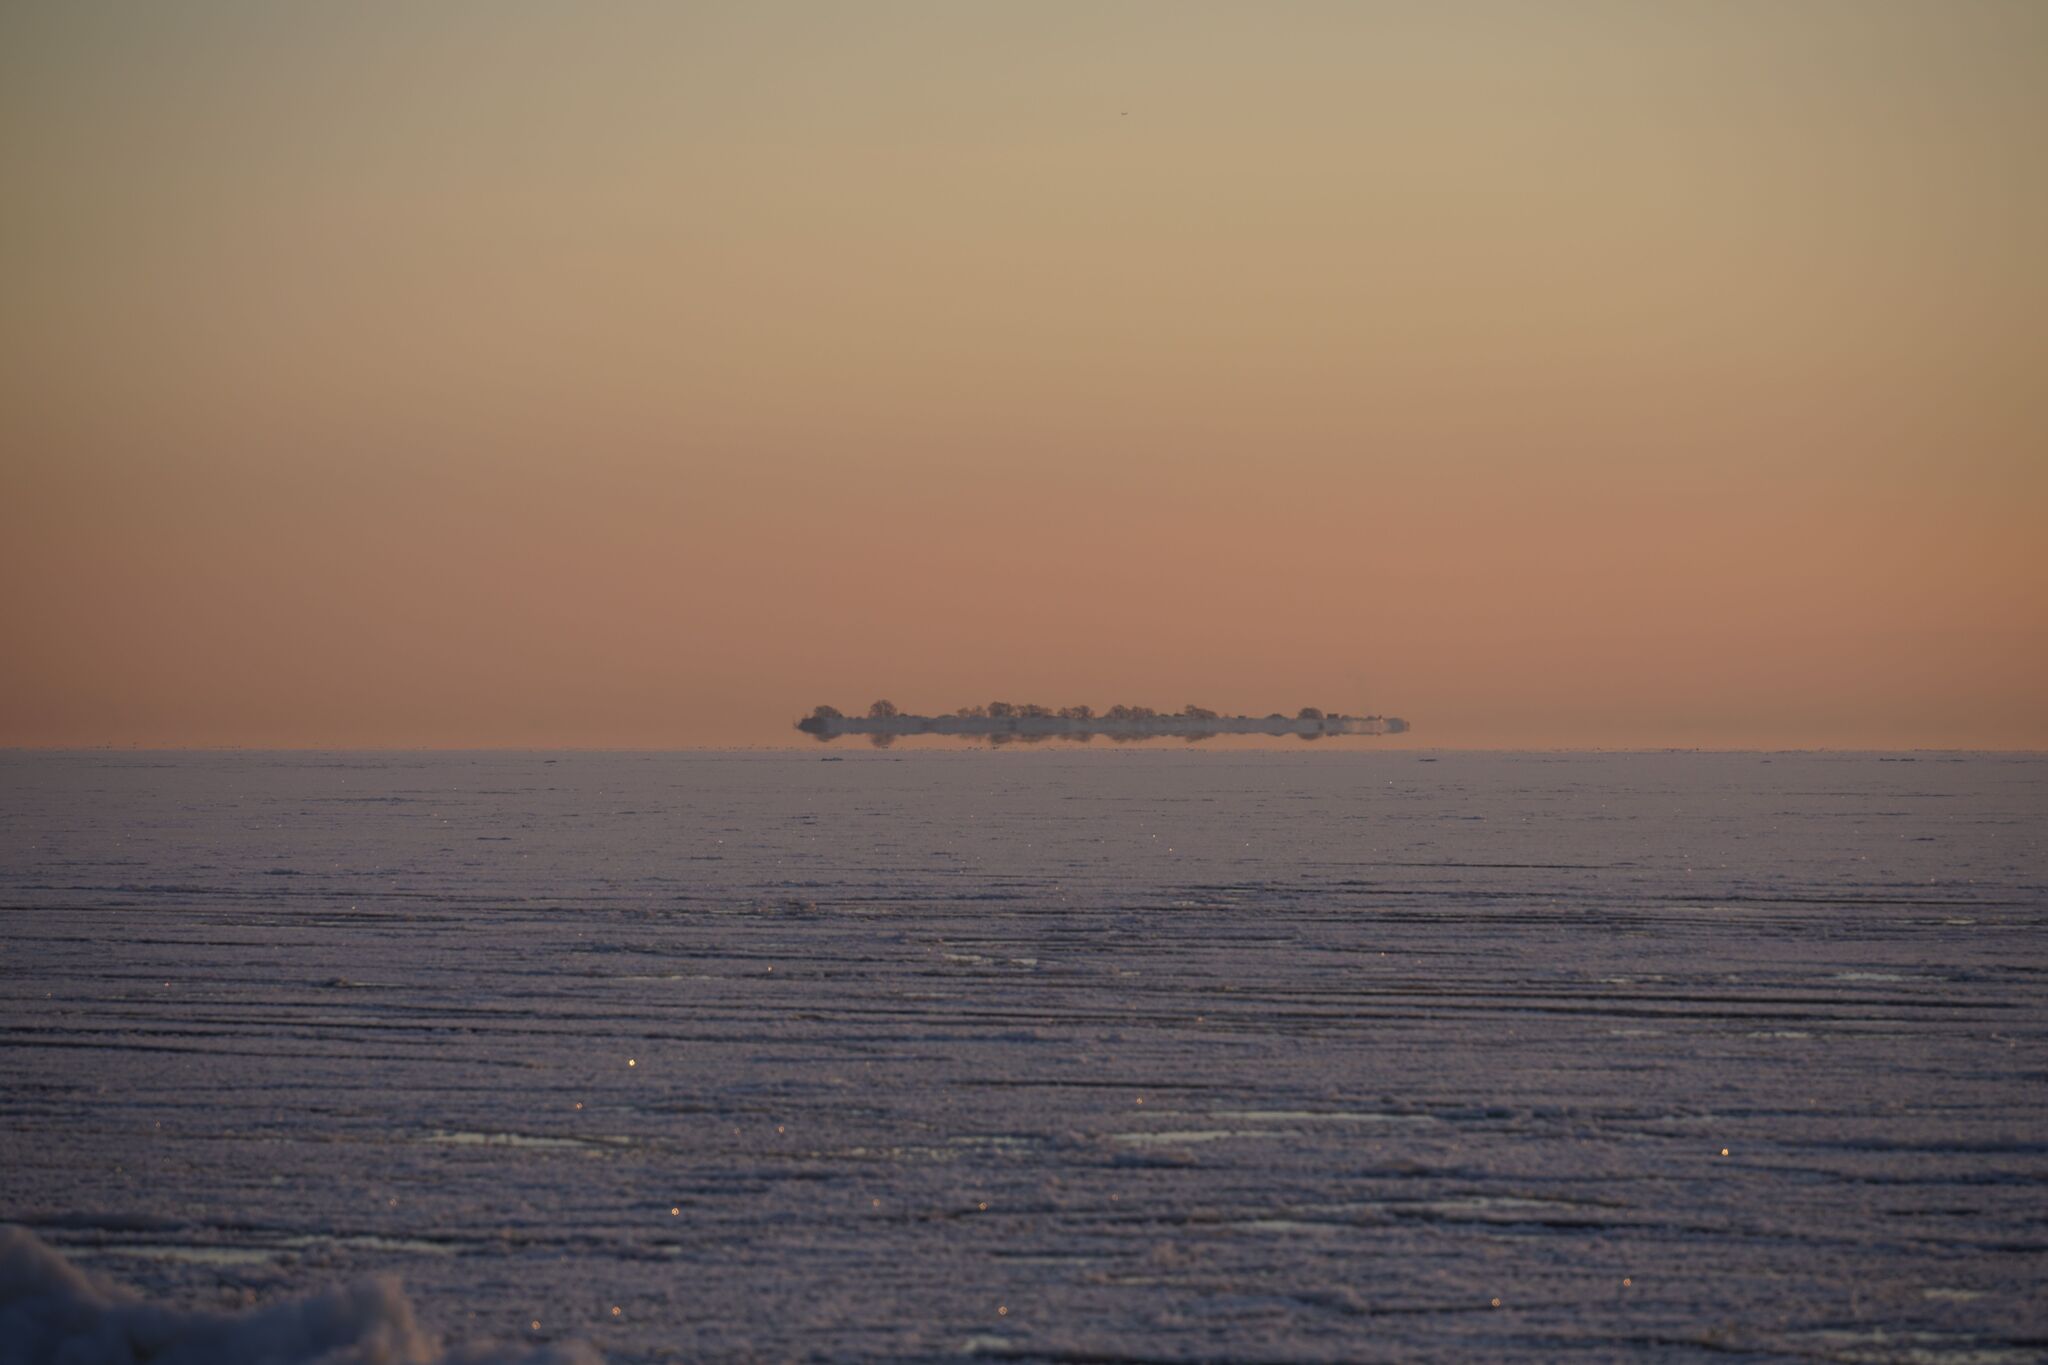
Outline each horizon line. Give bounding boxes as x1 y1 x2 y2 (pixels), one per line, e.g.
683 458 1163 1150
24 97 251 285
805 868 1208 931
4 744 2044 756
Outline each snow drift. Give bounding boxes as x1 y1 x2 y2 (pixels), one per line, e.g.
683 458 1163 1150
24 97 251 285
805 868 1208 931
0 1226 599 1365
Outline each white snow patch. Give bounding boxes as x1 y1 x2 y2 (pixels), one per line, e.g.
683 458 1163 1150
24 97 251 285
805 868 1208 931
1213 1109 1437 1126
423 1130 630 1153
1107 1129 1271 1145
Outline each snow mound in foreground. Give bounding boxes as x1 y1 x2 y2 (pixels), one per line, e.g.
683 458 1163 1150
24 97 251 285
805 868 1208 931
0 1226 600 1365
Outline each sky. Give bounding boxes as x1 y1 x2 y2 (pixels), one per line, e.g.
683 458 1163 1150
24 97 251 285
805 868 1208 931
2 1 2044 749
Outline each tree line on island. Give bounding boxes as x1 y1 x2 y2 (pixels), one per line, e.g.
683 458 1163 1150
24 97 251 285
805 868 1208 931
810 701 1351 723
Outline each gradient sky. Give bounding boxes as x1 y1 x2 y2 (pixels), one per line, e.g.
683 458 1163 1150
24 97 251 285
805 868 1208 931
3 1 2043 749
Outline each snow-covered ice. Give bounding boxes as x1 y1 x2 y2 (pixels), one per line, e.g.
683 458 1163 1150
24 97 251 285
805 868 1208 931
1 750 2043 1362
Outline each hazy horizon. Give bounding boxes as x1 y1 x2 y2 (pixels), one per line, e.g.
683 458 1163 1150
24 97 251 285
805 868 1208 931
6 738 2043 754
4 2 2044 750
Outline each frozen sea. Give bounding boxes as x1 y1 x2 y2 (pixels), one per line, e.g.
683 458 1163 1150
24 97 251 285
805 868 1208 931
1 749 2044 1363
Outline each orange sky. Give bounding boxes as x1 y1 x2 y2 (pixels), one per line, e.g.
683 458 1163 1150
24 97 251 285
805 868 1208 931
3 2 2044 749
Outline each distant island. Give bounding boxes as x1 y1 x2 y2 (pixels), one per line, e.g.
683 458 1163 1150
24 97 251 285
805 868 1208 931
797 701 1410 745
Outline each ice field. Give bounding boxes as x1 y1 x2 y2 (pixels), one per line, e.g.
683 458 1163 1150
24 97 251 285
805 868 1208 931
2 749 2043 1362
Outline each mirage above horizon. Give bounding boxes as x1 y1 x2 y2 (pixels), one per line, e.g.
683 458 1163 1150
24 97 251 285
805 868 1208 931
797 701 1411 745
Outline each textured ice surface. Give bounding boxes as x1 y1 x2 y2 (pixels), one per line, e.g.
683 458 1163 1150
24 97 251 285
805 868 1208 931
1 749 2043 1363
